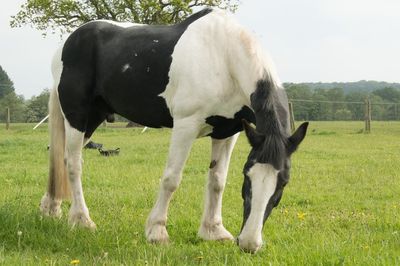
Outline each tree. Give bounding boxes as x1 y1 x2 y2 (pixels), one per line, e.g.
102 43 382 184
0 65 15 99
372 87 400 120
25 89 50 122
0 92 26 123
345 91 367 120
372 87 400 103
10 0 239 35
0 65 26 123
285 83 313 121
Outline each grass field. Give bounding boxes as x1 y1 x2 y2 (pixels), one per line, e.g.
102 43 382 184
0 121 399 265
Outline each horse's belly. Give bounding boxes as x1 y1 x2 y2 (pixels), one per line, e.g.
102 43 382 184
105 90 173 128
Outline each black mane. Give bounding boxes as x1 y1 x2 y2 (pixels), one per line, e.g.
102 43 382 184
250 78 289 169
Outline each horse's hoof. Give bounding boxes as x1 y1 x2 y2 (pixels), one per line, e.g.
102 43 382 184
39 193 62 218
69 212 97 230
198 223 234 241
145 224 170 244
237 236 262 254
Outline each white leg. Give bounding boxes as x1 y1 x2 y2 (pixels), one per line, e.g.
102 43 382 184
198 133 239 241
65 122 96 229
146 118 200 243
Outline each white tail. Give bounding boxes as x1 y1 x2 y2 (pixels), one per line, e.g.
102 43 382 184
47 88 70 199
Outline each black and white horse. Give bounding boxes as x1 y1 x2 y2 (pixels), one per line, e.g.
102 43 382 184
40 8 308 253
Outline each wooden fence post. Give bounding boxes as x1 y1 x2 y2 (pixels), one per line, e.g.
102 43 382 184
288 101 295 132
364 98 371 133
6 108 10 130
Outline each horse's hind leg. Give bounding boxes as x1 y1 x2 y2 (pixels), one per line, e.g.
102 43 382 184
146 118 200 243
64 120 96 229
198 133 239 241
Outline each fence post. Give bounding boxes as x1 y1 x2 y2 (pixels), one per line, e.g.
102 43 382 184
6 108 10 130
288 101 295 132
364 98 371 133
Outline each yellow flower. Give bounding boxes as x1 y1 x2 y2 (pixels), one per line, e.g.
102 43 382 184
70 259 80 265
297 212 306 220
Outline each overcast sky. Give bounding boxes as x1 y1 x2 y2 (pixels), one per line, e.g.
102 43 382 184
1 0 400 98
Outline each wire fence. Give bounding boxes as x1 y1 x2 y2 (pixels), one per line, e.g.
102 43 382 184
289 98 400 122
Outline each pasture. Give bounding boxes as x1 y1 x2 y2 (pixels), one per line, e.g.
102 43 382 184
0 122 399 265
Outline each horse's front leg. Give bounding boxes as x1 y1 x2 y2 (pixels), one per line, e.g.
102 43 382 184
198 133 239 241
65 122 96 229
145 118 200 243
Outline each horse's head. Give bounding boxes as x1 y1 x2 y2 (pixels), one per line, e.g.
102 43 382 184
238 120 308 253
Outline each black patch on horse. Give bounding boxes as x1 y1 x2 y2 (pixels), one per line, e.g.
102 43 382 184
205 106 255 139
58 8 212 134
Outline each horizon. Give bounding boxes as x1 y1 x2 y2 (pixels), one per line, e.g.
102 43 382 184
1 0 400 98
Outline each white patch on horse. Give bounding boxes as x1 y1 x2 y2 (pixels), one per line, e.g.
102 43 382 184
96 20 144 28
160 11 249 120
51 45 68 121
122 64 131 72
238 163 278 253
160 10 283 122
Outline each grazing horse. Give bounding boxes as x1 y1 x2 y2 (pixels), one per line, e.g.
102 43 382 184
40 8 308 253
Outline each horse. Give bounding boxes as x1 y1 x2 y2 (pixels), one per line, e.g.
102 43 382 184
39 8 308 253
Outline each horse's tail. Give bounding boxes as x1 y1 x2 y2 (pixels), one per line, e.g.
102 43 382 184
47 88 70 199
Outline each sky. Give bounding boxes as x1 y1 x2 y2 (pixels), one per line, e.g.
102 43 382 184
1 0 400 98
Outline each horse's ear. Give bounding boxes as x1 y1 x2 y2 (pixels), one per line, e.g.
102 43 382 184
287 122 309 154
242 119 265 148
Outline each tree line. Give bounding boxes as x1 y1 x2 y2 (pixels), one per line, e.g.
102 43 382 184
285 83 400 121
0 65 49 123
3 63 400 123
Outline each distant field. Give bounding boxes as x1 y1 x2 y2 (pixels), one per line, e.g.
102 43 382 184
0 122 399 265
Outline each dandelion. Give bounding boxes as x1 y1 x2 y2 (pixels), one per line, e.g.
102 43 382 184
297 211 306 220
17 231 22 250
70 259 80 265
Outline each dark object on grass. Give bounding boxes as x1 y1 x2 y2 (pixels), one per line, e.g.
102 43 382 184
98 148 120 156
126 121 143 128
85 141 103 149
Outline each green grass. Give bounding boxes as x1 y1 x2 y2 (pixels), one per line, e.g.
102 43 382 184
0 122 399 265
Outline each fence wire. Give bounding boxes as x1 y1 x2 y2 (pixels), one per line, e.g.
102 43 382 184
289 99 400 121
